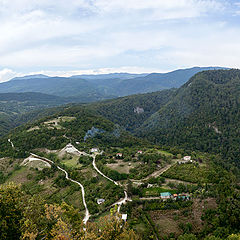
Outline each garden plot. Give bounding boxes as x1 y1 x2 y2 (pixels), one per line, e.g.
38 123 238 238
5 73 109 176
21 155 51 170
44 116 76 129
106 160 140 174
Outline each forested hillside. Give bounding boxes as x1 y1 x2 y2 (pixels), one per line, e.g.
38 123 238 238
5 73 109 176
139 69 240 168
0 92 83 137
88 89 175 131
0 106 143 158
1 70 238 170
0 72 239 239
0 67 221 98
0 67 224 137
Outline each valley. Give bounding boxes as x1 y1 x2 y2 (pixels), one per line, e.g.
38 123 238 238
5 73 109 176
0 69 239 240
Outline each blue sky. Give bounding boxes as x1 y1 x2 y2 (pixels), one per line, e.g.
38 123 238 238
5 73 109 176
0 0 240 81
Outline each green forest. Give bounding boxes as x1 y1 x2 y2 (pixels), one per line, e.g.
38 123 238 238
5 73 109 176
0 69 239 239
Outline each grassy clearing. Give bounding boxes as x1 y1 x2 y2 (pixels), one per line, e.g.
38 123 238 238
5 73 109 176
94 211 111 222
143 187 177 197
162 163 211 183
158 150 173 157
149 198 217 238
133 222 149 237
43 116 76 129
61 156 81 168
6 166 33 184
106 160 140 174
27 126 40 132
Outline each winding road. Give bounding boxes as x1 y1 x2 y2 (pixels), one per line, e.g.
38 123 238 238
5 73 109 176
56 165 90 224
10 138 129 221
21 150 90 224
92 155 118 186
8 139 14 148
92 154 130 212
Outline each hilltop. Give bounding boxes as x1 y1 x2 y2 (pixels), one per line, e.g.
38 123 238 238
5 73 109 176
0 69 239 240
0 67 224 99
138 69 240 168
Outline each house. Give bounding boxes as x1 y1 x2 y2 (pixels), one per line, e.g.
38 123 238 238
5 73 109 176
160 192 171 199
122 214 128 222
183 156 191 161
116 153 123 158
91 148 99 153
178 156 193 164
178 193 190 200
97 199 105 205
134 107 144 114
137 150 143 154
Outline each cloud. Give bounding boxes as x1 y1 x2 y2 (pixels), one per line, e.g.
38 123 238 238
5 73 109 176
0 68 17 82
94 0 224 13
0 0 239 74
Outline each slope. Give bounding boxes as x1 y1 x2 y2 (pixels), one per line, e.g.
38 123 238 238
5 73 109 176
0 67 224 99
139 69 240 167
88 89 175 131
0 105 143 158
0 92 81 136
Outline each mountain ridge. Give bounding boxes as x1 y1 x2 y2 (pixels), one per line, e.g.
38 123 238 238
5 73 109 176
0 67 226 99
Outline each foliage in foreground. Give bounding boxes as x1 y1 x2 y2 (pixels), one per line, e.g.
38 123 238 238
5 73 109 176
0 182 140 240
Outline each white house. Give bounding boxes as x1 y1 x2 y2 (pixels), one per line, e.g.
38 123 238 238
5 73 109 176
178 156 193 164
183 156 191 161
97 199 105 205
91 148 99 153
122 214 127 222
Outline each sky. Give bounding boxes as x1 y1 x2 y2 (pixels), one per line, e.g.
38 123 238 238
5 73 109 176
0 0 240 82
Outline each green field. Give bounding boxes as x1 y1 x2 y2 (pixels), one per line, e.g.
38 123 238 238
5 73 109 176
61 156 81 168
162 163 211 183
143 187 177 197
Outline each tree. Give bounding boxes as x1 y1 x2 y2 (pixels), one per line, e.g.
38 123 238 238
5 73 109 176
178 233 197 240
0 182 24 240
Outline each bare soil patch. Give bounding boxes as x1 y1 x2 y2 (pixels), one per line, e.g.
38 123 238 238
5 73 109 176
149 198 217 238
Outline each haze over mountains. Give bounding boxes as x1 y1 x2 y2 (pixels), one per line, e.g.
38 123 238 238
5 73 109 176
0 66 228 137
0 67 224 101
0 67 238 168
0 68 239 240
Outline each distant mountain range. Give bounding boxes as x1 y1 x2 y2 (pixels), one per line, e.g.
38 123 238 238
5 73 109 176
86 69 239 167
0 68 238 168
0 67 225 100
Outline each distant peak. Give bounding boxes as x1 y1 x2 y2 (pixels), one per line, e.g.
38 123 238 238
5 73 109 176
11 74 49 81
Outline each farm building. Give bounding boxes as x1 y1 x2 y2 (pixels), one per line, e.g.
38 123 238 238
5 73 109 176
91 148 99 153
116 153 123 158
97 199 105 205
178 156 193 164
122 214 128 222
183 156 191 161
160 192 171 199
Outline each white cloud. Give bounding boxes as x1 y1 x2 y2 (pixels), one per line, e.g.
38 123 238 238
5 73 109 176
0 0 239 74
0 68 17 82
94 0 223 12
